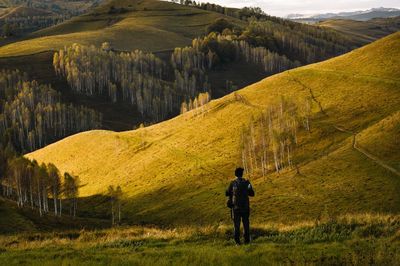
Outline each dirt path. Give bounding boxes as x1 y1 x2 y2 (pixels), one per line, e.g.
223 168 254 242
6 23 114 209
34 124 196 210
289 71 400 177
333 124 400 177
238 71 400 177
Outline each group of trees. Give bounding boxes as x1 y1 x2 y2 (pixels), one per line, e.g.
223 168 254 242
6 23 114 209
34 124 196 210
180 91 210 114
233 40 301 74
240 97 312 179
171 47 211 99
1 148 124 224
171 1 267 21
1 155 79 217
54 43 176 121
0 15 71 37
177 32 300 77
241 19 355 64
0 69 102 153
0 69 101 220
54 43 216 124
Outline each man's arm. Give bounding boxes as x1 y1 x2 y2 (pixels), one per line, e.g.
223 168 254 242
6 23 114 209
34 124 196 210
247 182 255 197
225 182 232 197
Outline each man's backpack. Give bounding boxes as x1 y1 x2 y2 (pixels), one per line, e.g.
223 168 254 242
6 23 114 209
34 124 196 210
231 179 250 210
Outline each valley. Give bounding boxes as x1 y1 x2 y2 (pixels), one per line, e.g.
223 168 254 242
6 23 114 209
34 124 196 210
0 0 399 264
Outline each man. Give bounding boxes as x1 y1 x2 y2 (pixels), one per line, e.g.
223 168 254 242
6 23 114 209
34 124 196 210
225 167 255 245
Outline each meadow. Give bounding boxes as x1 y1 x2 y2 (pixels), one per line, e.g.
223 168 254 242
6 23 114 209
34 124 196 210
1 214 399 265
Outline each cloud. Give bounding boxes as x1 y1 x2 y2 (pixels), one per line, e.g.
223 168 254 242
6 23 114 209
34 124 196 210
202 0 400 16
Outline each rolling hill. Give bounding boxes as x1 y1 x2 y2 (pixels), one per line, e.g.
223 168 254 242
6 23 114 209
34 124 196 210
26 32 400 226
0 0 244 57
320 16 400 43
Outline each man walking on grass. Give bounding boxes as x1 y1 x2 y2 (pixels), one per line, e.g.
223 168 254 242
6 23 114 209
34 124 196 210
226 167 255 245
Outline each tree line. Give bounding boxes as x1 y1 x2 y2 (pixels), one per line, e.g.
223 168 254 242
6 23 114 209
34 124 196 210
241 19 355 64
0 148 124 224
1 15 72 37
171 46 211 100
54 43 214 123
53 43 176 122
171 1 267 21
0 154 80 217
177 32 300 78
240 96 312 179
180 92 210 114
0 69 102 153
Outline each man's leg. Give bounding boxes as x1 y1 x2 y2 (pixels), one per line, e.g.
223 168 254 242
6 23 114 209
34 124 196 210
243 211 250 244
233 210 241 244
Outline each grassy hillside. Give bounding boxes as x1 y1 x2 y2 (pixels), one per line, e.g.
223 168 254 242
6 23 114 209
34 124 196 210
320 17 400 43
26 32 400 226
0 0 244 56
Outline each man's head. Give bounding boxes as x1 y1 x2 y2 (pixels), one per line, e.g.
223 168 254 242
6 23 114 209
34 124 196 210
235 167 244 178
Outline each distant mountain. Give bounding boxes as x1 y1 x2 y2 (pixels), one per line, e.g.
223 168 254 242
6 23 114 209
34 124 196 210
288 7 400 21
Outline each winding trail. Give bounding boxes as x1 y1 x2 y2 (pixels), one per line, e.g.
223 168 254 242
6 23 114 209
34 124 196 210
287 71 400 177
233 71 400 177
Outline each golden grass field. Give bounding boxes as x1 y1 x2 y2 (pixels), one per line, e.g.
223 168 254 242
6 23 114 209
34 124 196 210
26 32 400 226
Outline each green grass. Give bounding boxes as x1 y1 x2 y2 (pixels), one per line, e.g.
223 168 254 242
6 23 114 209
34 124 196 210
1 214 400 265
25 32 400 226
0 0 244 56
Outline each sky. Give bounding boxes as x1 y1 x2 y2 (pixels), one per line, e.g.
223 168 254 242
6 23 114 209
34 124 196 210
204 0 400 17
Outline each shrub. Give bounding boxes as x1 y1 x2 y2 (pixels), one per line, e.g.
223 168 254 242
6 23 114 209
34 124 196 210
206 18 234 34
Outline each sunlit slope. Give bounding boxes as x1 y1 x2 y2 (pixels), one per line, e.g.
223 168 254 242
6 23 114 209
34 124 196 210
320 17 400 44
356 111 400 171
0 0 243 56
27 32 400 225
